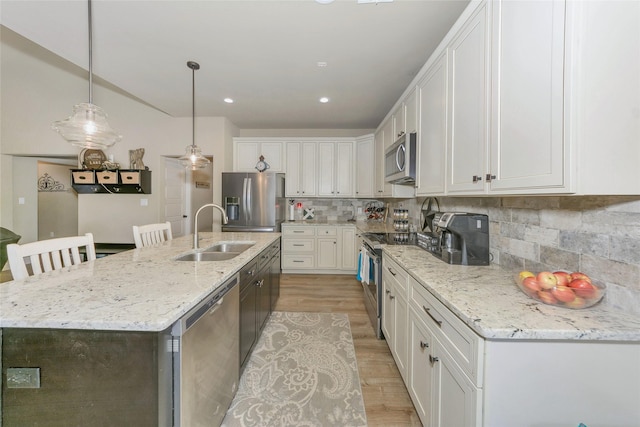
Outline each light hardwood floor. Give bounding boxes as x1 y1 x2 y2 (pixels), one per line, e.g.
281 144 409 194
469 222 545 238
274 274 422 426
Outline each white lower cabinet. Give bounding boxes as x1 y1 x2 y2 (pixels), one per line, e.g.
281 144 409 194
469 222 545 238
408 275 482 427
281 224 356 274
382 254 409 382
385 259 640 427
316 227 338 269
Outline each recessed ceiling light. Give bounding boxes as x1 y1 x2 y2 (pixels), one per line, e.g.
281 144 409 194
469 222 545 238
224 98 234 104
315 0 334 4
317 61 328 67
319 97 330 103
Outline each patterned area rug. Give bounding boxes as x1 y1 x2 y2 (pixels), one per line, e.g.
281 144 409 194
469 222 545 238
222 312 368 427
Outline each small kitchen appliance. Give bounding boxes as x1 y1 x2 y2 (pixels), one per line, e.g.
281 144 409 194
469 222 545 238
429 212 490 265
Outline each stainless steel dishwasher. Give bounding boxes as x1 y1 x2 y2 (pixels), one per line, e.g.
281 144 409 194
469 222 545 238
171 274 239 426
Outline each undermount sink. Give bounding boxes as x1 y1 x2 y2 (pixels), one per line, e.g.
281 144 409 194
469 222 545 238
203 242 255 253
175 241 255 262
175 252 240 262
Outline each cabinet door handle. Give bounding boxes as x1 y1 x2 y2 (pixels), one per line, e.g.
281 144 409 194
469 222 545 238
422 306 443 327
385 289 391 294
485 173 496 182
429 355 439 365
389 294 395 300
472 175 483 183
292 244 304 247
387 267 396 276
419 340 429 349
292 260 304 263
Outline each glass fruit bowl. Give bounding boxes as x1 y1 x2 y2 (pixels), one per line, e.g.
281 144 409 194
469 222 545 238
515 270 605 309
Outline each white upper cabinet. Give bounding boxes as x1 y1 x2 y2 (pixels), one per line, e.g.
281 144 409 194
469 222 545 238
446 1 490 194
392 102 406 140
488 0 567 192
233 139 284 172
317 141 354 197
405 88 418 135
285 141 317 197
355 134 374 198
416 51 448 196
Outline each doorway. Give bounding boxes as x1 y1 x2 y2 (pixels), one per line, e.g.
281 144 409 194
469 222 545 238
163 157 214 237
37 160 78 240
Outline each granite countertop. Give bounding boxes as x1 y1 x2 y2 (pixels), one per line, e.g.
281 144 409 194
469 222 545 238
383 245 640 342
0 232 280 332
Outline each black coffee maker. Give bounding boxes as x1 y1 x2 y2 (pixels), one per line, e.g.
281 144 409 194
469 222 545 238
432 212 490 265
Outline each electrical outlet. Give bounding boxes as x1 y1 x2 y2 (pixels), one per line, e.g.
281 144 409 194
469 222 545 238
18 197 25 205
140 198 148 206
6 368 40 388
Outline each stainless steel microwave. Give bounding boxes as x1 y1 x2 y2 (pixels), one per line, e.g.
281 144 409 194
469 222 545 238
385 132 417 185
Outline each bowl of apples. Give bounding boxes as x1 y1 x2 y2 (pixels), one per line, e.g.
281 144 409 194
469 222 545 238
515 270 605 309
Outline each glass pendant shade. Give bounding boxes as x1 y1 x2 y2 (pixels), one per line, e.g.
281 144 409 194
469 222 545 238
180 60 211 170
52 102 122 149
179 144 210 170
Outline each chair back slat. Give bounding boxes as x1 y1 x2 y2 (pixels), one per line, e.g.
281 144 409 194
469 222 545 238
29 254 44 276
133 222 173 248
53 250 65 270
7 233 96 281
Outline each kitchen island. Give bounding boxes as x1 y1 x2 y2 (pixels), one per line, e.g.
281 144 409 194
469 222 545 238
381 244 640 427
0 232 280 426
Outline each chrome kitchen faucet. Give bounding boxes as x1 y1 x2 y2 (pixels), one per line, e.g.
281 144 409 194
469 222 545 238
193 203 229 249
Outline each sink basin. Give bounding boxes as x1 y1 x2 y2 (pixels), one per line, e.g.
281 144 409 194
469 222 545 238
175 252 239 262
175 241 255 262
203 242 255 253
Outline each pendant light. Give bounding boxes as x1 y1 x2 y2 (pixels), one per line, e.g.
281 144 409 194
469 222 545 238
179 61 211 170
52 0 121 149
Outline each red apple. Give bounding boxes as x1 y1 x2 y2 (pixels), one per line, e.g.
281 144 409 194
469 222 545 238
553 271 571 287
564 296 587 309
551 285 577 303
536 271 558 290
537 290 558 305
570 272 592 284
568 279 597 299
522 277 541 293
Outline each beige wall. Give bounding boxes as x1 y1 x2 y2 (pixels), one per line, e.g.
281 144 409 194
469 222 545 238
1 28 237 243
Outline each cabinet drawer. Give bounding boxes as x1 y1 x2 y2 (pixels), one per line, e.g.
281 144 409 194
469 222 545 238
382 254 409 293
282 239 314 252
316 226 337 236
409 276 483 385
282 226 315 236
281 255 315 269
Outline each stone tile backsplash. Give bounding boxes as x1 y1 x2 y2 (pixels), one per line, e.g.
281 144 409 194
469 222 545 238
386 195 640 315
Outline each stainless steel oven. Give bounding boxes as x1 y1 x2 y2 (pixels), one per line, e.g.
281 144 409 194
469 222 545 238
360 236 383 339
360 232 418 340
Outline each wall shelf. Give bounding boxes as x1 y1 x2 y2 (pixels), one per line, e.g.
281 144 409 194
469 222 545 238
71 169 152 194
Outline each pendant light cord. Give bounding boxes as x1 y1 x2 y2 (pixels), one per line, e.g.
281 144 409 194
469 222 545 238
192 63 195 148
88 0 93 104
187 61 200 149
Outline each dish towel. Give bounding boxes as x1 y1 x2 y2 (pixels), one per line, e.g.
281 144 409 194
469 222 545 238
361 249 370 285
356 252 363 281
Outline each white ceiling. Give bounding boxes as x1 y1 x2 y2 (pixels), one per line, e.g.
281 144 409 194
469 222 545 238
1 0 469 129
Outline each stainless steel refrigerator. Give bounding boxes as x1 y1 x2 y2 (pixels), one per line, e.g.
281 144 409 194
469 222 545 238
221 172 285 232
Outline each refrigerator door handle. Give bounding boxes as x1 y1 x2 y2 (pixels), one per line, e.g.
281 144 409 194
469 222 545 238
246 178 252 222
242 178 249 222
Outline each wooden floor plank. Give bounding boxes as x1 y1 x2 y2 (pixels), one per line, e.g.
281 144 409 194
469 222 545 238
274 273 422 426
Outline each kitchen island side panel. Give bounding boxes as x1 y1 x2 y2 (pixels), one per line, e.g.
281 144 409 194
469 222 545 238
2 328 161 426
